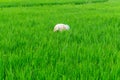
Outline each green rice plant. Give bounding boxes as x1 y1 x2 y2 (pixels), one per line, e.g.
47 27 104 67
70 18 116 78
0 0 120 80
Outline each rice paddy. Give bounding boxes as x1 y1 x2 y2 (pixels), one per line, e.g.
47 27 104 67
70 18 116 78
0 0 120 80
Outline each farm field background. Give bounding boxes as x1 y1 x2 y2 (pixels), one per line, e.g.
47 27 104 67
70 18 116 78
0 0 108 8
0 0 108 3
0 0 120 80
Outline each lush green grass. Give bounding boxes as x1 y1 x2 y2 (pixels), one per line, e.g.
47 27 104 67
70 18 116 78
0 0 108 8
0 0 108 3
0 0 120 80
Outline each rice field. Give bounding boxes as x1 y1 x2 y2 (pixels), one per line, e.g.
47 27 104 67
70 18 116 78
0 0 108 3
0 0 120 80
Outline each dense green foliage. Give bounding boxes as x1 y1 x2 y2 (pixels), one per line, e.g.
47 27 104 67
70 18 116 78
0 0 108 3
0 0 108 8
0 0 120 80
